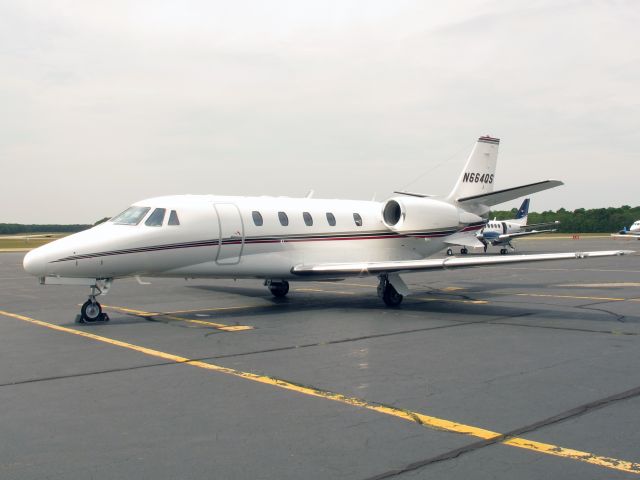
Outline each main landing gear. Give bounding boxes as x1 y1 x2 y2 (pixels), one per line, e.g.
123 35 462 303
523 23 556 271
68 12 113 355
500 244 515 255
377 275 403 307
446 247 468 256
266 280 289 298
76 283 110 324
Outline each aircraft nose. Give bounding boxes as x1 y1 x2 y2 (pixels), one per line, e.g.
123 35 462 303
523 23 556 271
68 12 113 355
23 248 47 276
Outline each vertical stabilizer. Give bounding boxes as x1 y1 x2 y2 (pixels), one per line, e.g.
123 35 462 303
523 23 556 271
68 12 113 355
512 198 530 225
447 136 499 203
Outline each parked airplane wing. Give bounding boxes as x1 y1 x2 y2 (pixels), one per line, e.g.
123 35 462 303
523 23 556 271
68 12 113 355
520 221 560 230
456 180 563 207
497 228 557 240
292 250 632 276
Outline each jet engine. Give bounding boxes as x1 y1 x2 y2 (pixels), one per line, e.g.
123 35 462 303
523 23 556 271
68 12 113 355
381 197 461 233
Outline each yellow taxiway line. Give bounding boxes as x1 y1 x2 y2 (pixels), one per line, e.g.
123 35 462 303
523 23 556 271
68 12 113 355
417 297 489 305
101 304 253 331
0 308 638 475
294 288 356 295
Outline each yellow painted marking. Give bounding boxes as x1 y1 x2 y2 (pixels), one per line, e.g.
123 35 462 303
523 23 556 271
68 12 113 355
442 286 465 291
0 309 639 475
417 297 489 305
313 281 374 289
555 283 640 288
497 267 640 274
160 305 265 315
102 305 253 331
512 293 626 302
517 235 611 240
294 288 356 295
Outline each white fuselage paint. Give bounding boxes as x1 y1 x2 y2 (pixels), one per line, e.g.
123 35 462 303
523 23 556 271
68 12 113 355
480 219 524 245
24 195 479 281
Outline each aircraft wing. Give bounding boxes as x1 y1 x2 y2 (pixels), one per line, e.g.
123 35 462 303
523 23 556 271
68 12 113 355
292 250 632 277
520 221 560 230
443 231 485 248
457 180 563 207
497 228 557 240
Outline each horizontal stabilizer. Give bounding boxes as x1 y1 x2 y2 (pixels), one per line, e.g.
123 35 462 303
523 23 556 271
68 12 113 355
292 250 632 277
393 191 435 198
457 180 563 207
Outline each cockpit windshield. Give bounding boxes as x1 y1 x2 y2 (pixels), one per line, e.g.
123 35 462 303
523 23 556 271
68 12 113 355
110 206 151 225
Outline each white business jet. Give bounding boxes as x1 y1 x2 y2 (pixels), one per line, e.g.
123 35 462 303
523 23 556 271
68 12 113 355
23 136 631 322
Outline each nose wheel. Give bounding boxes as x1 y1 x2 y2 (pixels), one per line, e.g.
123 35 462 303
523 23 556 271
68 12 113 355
76 284 110 323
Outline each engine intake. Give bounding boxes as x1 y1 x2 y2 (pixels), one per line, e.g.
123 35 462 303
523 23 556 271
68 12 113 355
382 200 402 226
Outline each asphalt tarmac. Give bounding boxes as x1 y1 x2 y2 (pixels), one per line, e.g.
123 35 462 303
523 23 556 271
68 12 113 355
1 237 639 479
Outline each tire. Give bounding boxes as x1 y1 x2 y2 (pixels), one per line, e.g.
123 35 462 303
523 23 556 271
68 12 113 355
461 248 468 255
81 300 102 322
500 248 507 255
382 284 403 307
269 281 289 298
446 248 454 256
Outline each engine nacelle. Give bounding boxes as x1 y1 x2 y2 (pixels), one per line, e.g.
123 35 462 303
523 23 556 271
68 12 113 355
382 197 460 233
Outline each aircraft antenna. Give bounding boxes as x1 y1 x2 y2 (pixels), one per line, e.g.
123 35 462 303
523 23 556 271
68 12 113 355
398 140 475 192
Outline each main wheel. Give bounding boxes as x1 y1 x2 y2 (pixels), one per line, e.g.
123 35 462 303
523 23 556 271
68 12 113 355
500 248 507 255
461 248 468 255
269 281 289 298
81 300 102 322
381 284 403 307
446 248 454 256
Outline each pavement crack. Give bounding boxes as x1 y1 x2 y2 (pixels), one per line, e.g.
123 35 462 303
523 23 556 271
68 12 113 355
363 384 640 479
574 301 627 323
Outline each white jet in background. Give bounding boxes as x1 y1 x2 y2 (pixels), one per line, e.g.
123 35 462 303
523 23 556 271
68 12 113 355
23 136 631 322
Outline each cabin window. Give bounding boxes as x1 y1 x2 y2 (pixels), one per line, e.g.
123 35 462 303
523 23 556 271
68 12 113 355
353 213 363 227
278 211 289 226
168 210 180 226
303 212 313 226
111 206 151 226
326 212 336 226
252 211 263 226
145 208 166 227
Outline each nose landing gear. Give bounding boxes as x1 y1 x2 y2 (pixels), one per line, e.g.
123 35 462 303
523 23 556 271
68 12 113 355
76 282 111 324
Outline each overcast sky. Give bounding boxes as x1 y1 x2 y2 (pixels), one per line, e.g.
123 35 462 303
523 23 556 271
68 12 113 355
1 0 639 223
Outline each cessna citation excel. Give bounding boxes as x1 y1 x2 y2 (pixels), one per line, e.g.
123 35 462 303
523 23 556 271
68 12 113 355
24 136 631 322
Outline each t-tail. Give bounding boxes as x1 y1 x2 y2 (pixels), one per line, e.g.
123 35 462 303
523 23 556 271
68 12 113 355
446 136 499 204
512 198 530 225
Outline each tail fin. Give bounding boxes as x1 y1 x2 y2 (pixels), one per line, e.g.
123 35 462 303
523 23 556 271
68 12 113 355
447 136 500 203
513 198 530 225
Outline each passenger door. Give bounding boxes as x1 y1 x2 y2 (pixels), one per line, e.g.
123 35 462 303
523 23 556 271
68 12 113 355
214 203 244 264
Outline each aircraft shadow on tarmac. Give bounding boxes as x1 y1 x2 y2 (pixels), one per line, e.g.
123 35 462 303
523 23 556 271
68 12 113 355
156 284 640 331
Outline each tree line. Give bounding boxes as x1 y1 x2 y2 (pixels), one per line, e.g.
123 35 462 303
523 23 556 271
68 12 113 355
0 223 92 234
490 205 640 233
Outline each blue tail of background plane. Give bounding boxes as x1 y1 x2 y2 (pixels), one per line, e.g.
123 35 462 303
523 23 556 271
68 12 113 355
515 198 530 220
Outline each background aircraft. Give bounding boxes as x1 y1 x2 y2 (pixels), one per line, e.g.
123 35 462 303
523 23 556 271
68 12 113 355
618 220 640 235
23 136 630 322
475 198 560 254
